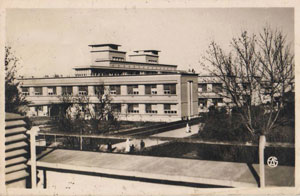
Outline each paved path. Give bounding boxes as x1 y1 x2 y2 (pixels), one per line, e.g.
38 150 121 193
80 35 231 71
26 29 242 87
110 124 199 152
36 149 294 188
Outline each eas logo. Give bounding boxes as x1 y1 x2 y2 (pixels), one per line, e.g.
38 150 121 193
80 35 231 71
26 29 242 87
267 156 278 168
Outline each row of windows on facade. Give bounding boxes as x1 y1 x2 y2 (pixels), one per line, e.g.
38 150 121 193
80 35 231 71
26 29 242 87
33 103 177 114
111 56 158 64
198 83 253 93
75 70 170 77
21 84 177 96
198 98 223 108
198 95 251 108
198 83 223 93
127 103 177 114
110 62 174 71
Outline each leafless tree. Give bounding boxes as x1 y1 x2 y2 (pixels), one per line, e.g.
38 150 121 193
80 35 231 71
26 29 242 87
203 26 294 136
54 85 121 149
57 85 120 134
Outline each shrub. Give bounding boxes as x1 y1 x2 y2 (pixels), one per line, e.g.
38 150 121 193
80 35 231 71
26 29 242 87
198 106 254 142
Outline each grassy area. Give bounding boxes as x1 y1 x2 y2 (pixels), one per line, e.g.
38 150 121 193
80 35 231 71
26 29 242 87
31 116 163 133
140 142 295 166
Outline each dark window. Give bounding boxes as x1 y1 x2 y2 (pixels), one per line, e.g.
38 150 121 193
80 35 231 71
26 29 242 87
212 83 222 93
128 85 139 95
128 104 139 113
34 87 42 95
198 84 207 92
212 98 223 106
110 85 120 95
112 57 124 61
146 104 158 113
48 87 56 95
145 84 157 95
164 104 171 110
21 87 29 96
79 86 88 95
164 104 177 114
36 106 43 111
94 85 104 95
163 84 176 94
145 85 151 94
62 86 73 95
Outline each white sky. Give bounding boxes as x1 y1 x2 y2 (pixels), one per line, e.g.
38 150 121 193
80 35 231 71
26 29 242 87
6 8 294 77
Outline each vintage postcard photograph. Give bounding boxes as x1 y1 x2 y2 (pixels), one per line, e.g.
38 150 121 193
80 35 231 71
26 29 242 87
1 4 297 196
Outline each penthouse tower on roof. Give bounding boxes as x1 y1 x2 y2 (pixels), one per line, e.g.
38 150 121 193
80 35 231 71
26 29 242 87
74 44 177 77
129 50 161 63
89 43 127 64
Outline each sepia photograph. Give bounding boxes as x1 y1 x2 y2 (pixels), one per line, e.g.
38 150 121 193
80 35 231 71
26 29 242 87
1 3 297 195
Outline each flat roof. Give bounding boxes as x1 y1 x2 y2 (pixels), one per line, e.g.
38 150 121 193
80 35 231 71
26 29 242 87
88 44 121 47
134 50 161 53
35 149 294 188
129 54 158 57
74 65 178 72
90 50 126 54
17 72 196 80
92 60 177 67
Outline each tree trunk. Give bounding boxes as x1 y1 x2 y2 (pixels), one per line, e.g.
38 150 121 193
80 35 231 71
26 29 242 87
259 134 266 188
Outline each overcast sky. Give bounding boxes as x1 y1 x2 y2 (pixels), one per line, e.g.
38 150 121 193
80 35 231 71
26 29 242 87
6 8 294 77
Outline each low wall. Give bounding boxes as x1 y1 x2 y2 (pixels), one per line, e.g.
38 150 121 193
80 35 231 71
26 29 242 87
37 169 221 193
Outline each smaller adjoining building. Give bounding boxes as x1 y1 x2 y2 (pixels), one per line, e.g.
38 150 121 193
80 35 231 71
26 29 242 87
197 75 295 113
197 76 228 113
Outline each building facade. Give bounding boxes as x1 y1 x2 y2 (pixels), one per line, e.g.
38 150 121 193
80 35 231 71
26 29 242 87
197 75 295 113
197 76 228 113
19 44 198 122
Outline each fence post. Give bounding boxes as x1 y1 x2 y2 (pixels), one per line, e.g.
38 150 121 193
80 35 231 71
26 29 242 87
80 129 83 151
80 136 83 151
259 134 266 188
27 126 40 189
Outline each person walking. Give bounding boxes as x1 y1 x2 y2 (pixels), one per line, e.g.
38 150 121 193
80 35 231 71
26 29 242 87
186 123 191 133
125 138 130 152
140 140 145 150
107 142 112 152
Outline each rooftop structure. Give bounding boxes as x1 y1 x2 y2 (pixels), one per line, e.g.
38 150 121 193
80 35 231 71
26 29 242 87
71 44 178 77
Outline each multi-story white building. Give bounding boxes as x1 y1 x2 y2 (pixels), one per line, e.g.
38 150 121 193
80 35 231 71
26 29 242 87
19 44 198 122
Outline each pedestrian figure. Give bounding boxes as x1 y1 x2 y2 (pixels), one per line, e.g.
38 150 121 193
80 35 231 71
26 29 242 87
130 144 135 153
140 140 145 150
125 138 130 152
186 123 191 133
107 142 112 152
